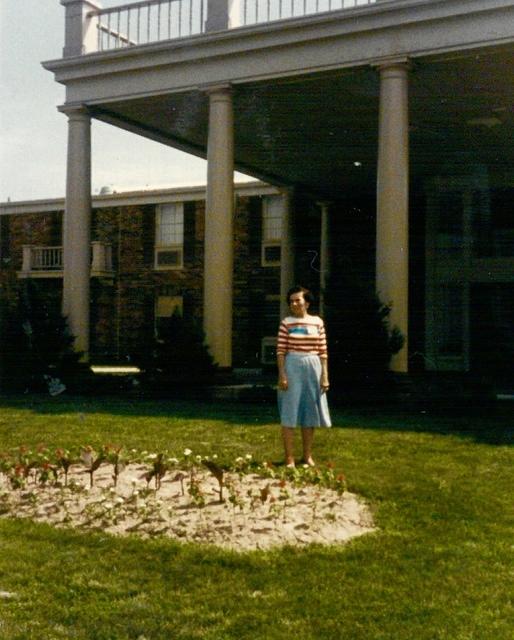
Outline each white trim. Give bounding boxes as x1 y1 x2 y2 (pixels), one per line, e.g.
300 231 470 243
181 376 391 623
261 194 285 267
154 202 184 270
0 181 278 215
44 0 514 106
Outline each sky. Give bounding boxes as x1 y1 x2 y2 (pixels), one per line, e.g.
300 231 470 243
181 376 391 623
0 0 250 203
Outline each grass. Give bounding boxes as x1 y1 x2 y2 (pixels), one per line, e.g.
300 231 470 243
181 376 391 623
0 394 513 640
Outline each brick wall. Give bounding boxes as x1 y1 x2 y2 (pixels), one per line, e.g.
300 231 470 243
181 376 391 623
0 191 346 367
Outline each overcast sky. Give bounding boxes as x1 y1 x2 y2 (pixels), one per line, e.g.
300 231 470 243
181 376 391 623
0 0 251 203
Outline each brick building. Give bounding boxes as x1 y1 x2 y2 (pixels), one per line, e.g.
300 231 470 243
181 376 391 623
2 0 514 386
1 183 325 367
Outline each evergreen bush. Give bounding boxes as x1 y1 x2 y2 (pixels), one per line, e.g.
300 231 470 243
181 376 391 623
136 310 218 392
0 274 81 392
324 277 404 391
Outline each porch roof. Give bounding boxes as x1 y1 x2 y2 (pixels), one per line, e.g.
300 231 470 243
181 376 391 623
44 0 514 199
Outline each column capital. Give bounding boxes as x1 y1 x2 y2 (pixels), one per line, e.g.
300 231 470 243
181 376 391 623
58 104 91 120
372 57 411 73
204 83 233 98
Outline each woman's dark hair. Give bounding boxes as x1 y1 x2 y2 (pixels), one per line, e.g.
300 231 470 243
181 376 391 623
286 285 314 305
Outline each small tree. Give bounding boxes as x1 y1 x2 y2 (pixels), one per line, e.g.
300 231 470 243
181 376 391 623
324 276 404 389
0 275 81 392
138 310 217 390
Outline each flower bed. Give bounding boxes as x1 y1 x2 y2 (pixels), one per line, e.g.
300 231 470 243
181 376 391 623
0 445 374 551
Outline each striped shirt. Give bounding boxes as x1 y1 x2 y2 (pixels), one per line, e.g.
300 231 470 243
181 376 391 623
276 315 328 358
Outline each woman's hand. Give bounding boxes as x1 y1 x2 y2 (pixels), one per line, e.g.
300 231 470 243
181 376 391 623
278 376 288 391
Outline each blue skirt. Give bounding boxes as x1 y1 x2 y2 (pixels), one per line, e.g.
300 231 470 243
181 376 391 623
278 353 331 428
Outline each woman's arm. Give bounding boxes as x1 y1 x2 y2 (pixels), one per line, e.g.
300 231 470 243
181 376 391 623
277 353 288 390
320 357 329 392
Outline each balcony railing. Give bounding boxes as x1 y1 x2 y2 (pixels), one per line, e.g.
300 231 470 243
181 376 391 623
20 243 113 278
239 0 376 28
64 0 377 56
29 246 63 271
93 0 207 51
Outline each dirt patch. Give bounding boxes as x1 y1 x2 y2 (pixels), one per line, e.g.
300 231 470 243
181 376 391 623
0 463 375 551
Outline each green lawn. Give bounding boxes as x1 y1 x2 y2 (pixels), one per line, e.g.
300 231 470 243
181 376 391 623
0 394 513 640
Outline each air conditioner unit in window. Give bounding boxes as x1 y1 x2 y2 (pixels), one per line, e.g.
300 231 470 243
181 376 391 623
261 336 277 365
261 243 281 266
155 248 183 269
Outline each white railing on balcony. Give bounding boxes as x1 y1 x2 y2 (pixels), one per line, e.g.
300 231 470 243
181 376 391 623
21 244 113 277
25 246 63 271
240 0 376 27
83 0 376 53
92 0 207 51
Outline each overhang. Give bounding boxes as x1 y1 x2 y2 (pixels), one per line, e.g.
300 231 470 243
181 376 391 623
43 0 514 198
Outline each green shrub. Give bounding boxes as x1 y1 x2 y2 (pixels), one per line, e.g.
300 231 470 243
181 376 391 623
0 274 81 392
324 277 404 389
135 310 217 392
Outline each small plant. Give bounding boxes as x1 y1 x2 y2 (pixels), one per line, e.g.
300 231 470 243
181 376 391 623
225 477 244 513
172 471 187 496
202 459 224 502
103 445 125 487
141 453 167 490
80 446 105 488
37 461 58 486
55 448 74 486
188 475 206 508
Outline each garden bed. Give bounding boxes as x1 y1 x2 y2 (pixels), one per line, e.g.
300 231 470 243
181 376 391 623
0 447 374 551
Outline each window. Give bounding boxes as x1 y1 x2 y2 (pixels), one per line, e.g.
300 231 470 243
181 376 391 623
473 187 514 257
436 191 463 255
435 285 464 356
262 195 284 266
155 203 184 269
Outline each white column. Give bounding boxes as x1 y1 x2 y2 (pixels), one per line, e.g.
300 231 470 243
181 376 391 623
204 86 234 368
280 190 295 320
376 59 410 373
317 201 331 318
61 0 101 57
22 246 33 274
62 106 92 359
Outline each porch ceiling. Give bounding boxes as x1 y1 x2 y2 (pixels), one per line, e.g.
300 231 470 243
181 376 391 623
90 47 514 199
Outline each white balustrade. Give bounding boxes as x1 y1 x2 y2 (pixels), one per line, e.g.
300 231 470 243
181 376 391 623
31 246 64 271
20 244 113 277
90 0 208 51
240 0 376 27
64 0 378 55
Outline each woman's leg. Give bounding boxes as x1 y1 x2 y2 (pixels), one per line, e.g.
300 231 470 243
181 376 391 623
301 428 315 466
281 426 296 467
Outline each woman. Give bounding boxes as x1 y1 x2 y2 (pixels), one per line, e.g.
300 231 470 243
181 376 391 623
277 285 331 467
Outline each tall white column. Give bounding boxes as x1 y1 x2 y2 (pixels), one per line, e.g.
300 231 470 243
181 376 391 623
280 190 295 320
204 86 234 368
317 201 331 318
376 60 410 373
62 106 92 359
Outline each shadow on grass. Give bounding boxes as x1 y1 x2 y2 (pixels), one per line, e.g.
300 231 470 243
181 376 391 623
334 402 514 446
0 393 277 425
0 392 512 446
